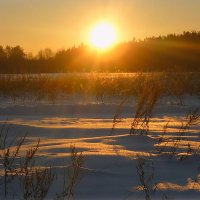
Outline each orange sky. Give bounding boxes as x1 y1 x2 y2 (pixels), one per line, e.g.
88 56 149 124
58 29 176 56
0 0 200 53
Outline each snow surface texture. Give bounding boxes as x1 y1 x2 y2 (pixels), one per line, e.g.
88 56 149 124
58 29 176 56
0 95 200 200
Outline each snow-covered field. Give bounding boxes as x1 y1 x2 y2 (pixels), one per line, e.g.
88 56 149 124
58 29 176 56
0 95 200 200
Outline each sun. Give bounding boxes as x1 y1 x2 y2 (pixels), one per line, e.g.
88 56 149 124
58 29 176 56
90 22 117 50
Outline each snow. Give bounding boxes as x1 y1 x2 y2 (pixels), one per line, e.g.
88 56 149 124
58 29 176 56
0 95 199 199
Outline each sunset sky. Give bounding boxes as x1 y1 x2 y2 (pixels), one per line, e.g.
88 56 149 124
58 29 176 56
0 0 200 53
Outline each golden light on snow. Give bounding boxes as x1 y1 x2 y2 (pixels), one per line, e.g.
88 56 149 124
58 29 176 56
90 22 117 50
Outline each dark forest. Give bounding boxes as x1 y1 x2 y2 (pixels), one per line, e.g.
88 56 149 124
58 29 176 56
1 31 200 73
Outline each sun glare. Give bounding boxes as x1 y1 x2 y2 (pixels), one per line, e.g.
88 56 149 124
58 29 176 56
90 22 117 50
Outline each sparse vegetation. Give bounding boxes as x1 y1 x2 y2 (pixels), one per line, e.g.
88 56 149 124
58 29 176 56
0 72 200 103
0 125 85 200
0 71 200 200
56 145 85 200
129 74 162 135
155 108 200 159
0 125 27 196
20 166 55 200
136 156 157 200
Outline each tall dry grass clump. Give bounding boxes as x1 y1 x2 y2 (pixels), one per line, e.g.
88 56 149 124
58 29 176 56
57 145 85 200
111 73 162 135
18 138 55 200
0 125 85 199
170 108 200 158
136 156 157 200
20 166 55 200
0 125 27 196
156 108 200 159
130 74 162 135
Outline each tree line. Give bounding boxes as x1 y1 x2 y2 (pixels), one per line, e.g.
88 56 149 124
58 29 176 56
0 31 200 73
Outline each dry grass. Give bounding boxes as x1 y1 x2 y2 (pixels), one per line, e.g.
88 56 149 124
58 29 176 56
0 125 27 196
136 156 157 200
130 74 162 135
155 108 200 159
0 72 200 103
0 125 85 200
20 166 55 200
56 145 85 200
